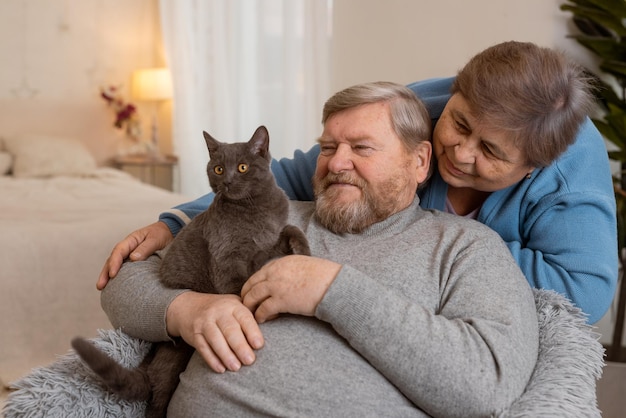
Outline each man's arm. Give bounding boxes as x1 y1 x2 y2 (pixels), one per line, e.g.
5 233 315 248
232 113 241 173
100 253 183 341
314 236 538 417
97 146 321 288
242 228 539 417
100 253 264 373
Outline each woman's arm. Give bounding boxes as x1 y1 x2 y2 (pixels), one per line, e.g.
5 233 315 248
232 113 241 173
493 119 618 324
507 187 617 324
159 146 320 236
97 77 454 287
97 147 321 288
158 77 456 235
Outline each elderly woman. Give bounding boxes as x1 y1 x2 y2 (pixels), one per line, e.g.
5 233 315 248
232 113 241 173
98 41 617 325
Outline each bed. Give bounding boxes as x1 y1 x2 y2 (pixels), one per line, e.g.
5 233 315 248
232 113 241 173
0 131 190 404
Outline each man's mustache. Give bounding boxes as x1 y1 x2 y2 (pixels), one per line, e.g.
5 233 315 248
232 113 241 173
317 173 367 190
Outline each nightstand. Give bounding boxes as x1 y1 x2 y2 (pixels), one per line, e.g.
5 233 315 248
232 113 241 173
113 154 179 192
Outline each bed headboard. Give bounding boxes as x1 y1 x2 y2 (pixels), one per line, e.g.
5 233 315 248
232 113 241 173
0 99 130 166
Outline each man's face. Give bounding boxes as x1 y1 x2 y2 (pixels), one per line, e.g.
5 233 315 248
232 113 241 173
313 101 431 234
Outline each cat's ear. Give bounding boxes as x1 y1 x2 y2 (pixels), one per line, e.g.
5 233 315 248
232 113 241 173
248 126 270 159
203 131 220 155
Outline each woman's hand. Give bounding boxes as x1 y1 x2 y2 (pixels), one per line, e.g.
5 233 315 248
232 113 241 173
241 255 341 323
166 291 264 373
97 221 174 290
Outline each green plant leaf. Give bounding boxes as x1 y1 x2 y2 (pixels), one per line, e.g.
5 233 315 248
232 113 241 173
573 36 624 59
562 4 626 36
601 60 626 79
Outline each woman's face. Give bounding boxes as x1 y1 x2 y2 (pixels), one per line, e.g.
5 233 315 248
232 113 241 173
433 94 535 192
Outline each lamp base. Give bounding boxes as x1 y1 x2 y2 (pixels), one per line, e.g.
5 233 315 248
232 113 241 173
148 114 161 158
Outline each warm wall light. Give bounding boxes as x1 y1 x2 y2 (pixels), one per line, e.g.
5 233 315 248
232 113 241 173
131 68 173 101
131 68 173 156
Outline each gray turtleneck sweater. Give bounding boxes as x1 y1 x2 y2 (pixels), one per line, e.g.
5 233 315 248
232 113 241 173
101 198 538 418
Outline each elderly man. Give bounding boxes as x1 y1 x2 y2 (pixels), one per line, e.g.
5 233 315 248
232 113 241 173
102 82 538 417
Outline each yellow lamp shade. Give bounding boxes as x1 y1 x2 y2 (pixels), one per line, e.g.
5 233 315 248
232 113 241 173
131 68 173 101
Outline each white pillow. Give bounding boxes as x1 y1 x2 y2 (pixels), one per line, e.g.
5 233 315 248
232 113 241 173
0 151 12 175
3 134 97 178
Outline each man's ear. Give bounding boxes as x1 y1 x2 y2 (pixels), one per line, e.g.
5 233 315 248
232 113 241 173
414 141 432 184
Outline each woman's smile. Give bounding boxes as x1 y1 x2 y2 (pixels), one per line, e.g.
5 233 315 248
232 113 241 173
441 152 471 178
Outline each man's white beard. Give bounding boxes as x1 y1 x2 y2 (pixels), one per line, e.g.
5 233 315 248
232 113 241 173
313 173 386 234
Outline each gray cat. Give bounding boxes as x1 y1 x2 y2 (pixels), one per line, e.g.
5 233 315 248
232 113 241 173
72 126 310 418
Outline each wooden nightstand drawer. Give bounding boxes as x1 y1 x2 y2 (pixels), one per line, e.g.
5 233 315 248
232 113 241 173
113 154 178 191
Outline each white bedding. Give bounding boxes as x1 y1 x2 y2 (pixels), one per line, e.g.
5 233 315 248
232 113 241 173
0 168 190 390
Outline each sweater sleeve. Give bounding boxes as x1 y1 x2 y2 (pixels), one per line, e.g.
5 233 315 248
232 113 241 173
158 146 320 236
100 252 186 342
158 77 454 236
506 187 617 324
487 119 618 324
315 232 538 417
406 76 453 119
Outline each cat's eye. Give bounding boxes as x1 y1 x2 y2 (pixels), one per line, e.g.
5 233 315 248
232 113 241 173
214 166 224 175
238 164 249 173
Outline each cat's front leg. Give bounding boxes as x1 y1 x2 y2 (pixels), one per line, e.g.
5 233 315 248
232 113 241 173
248 249 271 277
247 225 310 277
278 225 310 256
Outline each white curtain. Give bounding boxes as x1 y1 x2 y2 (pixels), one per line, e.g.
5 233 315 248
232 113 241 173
159 0 332 197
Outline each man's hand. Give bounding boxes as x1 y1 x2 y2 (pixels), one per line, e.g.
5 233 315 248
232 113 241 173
166 291 264 373
96 221 174 290
241 255 341 323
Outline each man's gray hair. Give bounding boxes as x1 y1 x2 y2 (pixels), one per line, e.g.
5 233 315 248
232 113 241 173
322 81 431 151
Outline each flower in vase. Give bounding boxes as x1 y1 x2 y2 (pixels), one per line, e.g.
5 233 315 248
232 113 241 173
100 86 142 141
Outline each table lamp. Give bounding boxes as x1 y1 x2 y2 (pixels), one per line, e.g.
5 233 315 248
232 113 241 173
131 67 173 156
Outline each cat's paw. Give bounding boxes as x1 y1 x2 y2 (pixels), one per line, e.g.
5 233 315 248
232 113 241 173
281 225 311 256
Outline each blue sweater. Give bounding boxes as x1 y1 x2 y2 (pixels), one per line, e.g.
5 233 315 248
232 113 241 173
160 77 618 324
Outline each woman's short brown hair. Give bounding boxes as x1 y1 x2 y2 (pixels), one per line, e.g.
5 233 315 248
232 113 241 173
452 41 595 167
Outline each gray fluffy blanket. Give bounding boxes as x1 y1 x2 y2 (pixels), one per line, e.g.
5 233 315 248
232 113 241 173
3 289 604 417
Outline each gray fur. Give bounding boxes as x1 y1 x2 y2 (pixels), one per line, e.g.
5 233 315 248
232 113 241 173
70 126 310 418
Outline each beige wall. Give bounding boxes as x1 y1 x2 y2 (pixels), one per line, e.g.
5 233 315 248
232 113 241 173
0 0 167 164
330 0 595 90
